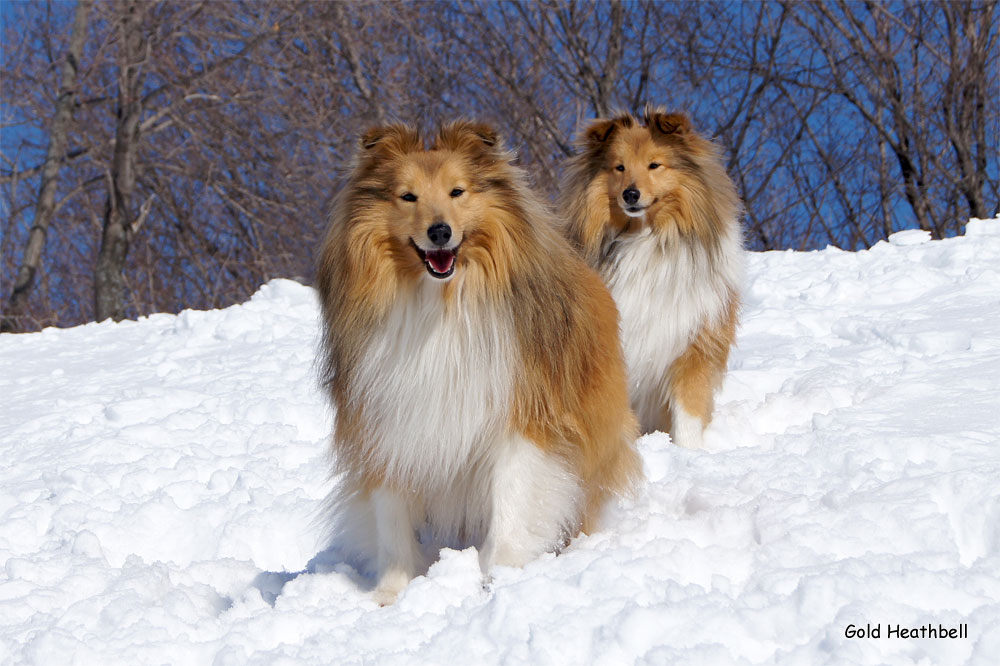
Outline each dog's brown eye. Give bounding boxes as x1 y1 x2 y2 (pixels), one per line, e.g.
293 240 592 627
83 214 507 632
615 165 625 172
400 192 417 202
649 162 661 170
450 188 465 198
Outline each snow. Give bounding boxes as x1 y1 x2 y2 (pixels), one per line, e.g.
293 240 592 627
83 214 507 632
2 219 1000 665
887 229 931 246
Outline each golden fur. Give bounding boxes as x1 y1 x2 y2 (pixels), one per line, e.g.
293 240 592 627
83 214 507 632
317 121 641 602
561 107 743 445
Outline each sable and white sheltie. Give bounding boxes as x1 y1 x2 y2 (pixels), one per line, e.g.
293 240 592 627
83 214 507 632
316 121 641 604
561 107 743 449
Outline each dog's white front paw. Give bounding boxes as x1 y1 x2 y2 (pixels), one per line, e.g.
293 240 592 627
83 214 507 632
479 534 540 573
373 568 411 606
670 408 706 449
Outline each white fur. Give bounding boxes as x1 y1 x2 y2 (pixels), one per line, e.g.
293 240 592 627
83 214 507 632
336 278 585 600
371 487 421 605
477 435 582 571
365 434 582 603
602 220 743 439
670 405 706 450
348 278 514 491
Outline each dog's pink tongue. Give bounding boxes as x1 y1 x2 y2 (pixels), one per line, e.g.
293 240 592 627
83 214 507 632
426 250 455 274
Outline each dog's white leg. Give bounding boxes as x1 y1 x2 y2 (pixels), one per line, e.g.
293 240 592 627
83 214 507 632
371 486 422 605
670 403 705 449
478 435 583 572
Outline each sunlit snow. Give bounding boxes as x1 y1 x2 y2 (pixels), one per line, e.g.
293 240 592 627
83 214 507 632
2 219 999 665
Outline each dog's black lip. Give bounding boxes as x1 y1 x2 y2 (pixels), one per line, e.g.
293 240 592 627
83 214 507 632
409 238 460 279
428 264 454 279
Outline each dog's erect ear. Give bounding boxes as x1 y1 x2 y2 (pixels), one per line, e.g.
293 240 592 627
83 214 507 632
645 109 692 138
434 121 501 156
360 124 422 156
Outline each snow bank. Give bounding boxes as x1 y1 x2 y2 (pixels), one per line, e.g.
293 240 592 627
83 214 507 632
2 220 999 665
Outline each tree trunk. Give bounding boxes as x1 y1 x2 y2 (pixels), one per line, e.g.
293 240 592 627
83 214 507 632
942 0 992 221
1 0 91 333
94 1 145 322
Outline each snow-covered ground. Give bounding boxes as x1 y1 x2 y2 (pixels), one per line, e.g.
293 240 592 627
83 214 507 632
2 219 999 665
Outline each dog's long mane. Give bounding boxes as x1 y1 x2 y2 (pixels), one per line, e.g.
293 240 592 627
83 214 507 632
316 121 598 412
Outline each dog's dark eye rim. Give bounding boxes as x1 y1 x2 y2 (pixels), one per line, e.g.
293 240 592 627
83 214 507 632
614 164 625 172
649 162 661 169
400 192 417 202
450 188 465 198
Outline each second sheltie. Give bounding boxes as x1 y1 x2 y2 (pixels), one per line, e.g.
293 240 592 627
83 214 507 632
561 107 744 448
317 121 641 604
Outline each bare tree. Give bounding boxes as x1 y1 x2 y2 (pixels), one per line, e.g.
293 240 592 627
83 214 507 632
938 1 996 221
2 0 91 332
93 0 146 322
1 0 997 331
785 0 998 241
89 1 291 321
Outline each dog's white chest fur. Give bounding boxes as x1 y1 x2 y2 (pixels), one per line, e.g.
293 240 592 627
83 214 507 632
602 225 742 423
350 279 515 490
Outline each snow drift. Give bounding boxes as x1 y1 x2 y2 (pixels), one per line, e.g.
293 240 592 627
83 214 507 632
2 219 999 665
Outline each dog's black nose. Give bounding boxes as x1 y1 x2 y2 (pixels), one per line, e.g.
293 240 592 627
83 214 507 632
427 223 452 247
622 188 640 205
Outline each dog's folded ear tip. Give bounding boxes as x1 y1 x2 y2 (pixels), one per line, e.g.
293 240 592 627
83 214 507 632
584 118 617 145
435 120 502 153
360 124 422 154
360 127 383 149
646 110 692 136
478 130 497 147
583 113 639 147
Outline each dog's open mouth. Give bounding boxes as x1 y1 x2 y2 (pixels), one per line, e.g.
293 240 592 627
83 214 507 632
410 240 458 279
623 205 648 218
